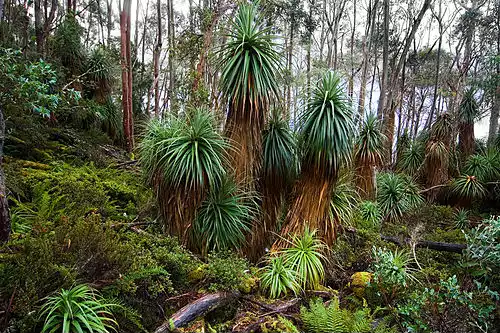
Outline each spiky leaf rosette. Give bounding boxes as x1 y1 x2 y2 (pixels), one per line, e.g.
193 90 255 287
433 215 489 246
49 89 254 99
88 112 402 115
451 175 487 202
330 172 359 230
218 2 281 187
53 13 84 72
301 71 354 176
40 284 118 333
377 173 424 221
87 46 116 103
463 150 500 182
458 89 480 159
194 179 257 254
359 201 382 228
138 109 230 246
255 110 298 258
354 113 386 199
397 141 424 177
260 256 300 299
276 71 354 247
423 113 453 201
281 227 326 290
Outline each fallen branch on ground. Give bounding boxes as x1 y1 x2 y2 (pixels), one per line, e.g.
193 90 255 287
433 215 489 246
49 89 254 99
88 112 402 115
381 235 466 253
154 291 241 333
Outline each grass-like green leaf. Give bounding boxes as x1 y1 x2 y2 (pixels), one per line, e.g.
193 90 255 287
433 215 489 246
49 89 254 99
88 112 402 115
260 256 300 299
300 71 354 176
282 228 326 290
40 284 118 333
377 172 424 221
194 179 257 253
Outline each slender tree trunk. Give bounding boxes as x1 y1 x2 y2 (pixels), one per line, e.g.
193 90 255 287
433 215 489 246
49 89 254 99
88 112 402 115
35 0 44 53
488 14 500 144
306 0 313 97
489 85 500 144
153 0 162 117
428 1 443 128
96 0 105 45
358 0 377 118
106 0 113 45
348 0 356 98
120 0 134 152
377 0 389 119
287 16 295 118
167 0 175 115
0 107 10 242
192 2 225 95
0 0 4 21
42 0 57 54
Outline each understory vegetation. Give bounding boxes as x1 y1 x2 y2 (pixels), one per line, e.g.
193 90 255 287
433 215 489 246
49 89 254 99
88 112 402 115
0 1 499 333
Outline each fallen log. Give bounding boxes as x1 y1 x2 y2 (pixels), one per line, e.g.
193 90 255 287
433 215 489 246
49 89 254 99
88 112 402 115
154 291 241 333
381 235 466 254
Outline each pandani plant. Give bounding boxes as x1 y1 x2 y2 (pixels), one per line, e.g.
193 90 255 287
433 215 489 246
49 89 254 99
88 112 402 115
40 284 118 333
193 178 257 256
422 113 453 202
138 108 230 249
354 113 386 199
397 140 425 177
275 71 354 248
329 171 359 229
87 46 116 104
458 89 480 161
256 108 298 257
377 172 423 221
218 2 282 187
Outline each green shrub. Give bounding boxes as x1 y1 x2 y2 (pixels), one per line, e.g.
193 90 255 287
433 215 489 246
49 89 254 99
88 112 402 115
8 162 149 223
398 275 499 333
110 267 173 298
40 284 118 333
463 217 500 280
205 251 250 292
123 232 199 287
370 247 417 305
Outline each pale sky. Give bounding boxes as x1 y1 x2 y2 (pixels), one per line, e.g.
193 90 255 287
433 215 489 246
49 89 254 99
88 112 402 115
130 0 490 139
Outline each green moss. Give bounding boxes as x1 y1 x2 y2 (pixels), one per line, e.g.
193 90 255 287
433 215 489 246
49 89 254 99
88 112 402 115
205 251 250 292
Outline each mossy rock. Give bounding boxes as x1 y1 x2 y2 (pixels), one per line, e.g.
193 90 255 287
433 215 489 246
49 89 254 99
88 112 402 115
350 272 372 298
260 316 299 333
238 276 258 294
189 265 208 283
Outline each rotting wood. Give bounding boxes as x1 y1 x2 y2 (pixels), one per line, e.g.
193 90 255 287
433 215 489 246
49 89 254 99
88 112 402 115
154 291 241 333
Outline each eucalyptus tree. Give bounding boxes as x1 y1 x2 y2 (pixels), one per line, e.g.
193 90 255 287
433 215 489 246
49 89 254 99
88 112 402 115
120 0 133 152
